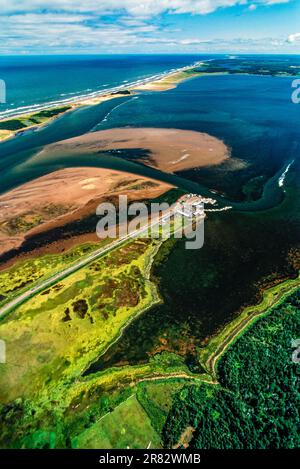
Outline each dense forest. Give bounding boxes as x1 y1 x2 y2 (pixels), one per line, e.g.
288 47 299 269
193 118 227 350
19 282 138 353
163 290 300 449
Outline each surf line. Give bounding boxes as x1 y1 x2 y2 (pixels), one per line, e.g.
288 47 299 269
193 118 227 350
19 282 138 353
0 61 201 121
278 159 294 188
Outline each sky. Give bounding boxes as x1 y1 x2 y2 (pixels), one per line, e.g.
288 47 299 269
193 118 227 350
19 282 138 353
0 0 299 55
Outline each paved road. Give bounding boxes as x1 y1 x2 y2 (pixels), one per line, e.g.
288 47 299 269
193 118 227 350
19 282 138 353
0 197 204 319
0 214 167 319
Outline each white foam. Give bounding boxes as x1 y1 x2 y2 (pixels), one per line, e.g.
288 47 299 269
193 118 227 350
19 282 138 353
278 160 294 187
0 60 204 121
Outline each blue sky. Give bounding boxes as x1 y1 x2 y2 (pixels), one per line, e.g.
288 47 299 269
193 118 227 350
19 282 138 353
0 0 299 54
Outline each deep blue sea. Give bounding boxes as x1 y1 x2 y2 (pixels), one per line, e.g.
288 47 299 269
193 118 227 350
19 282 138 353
0 54 203 119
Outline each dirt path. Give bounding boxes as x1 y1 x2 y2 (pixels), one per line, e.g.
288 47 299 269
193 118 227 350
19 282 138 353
205 276 300 379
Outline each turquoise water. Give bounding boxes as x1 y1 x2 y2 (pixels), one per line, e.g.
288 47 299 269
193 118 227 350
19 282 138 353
0 54 201 119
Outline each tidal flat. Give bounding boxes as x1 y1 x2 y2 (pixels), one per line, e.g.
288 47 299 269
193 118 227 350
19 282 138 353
1 55 300 449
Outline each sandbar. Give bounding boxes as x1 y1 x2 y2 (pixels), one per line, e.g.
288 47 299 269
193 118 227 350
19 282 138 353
0 167 173 257
45 127 229 173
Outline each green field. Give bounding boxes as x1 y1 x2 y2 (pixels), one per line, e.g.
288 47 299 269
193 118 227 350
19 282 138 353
0 241 109 307
137 380 186 435
0 238 163 403
0 233 198 448
73 394 161 449
0 106 71 132
73 379 188 449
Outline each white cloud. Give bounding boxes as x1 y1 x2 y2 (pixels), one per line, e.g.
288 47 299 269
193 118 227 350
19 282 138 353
262 0 290 4
0 0 292 16
0 11 288 53
6 13 92 24
180 38 212 45
287 32 300 43
0 0 295 53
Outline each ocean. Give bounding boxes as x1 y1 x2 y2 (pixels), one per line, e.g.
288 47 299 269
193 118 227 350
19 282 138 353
0 54 203 119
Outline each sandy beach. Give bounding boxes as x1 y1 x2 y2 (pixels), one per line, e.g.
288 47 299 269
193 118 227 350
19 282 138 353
0 91 132 142
44 127 229 173
0 167 173 258
0 62 202 142
133 67 202 91
75 90 133 106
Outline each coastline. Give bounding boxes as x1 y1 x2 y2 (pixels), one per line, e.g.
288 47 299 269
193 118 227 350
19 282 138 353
0 61 203 142
132 65 204 91
1 60 296 144
0 91 134 142
0 105 74 142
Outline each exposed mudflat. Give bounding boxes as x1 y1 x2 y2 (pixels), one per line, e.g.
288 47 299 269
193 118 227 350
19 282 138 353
42 127 229 173
0 166 173 257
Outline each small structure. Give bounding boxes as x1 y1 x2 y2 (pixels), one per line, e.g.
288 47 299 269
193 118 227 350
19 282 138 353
176 200 205 218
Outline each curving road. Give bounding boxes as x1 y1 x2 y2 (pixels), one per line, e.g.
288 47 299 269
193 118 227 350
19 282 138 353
204 276 300 379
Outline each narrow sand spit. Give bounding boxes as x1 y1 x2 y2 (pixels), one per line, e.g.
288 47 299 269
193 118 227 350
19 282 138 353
44 127 229 173
0 167 173 257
